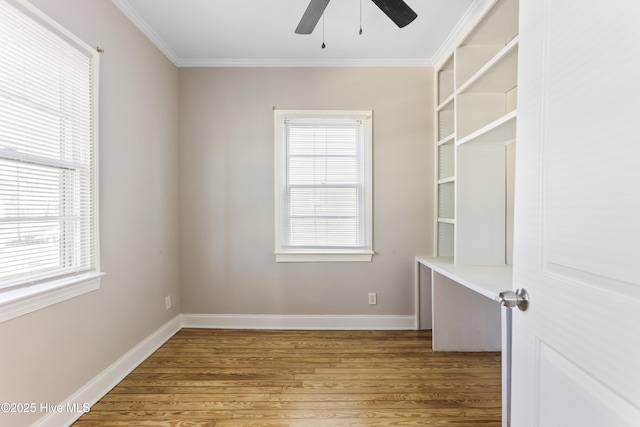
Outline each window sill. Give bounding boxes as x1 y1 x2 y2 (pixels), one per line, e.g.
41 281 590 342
0 271 105 323
275 251 374 263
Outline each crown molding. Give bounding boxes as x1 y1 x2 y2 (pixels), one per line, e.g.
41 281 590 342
111 0 180 66
177 58 432 68
112 0 492 69
430 0 496 69
111 1 433 68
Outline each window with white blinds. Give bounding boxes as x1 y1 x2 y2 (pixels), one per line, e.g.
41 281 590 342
0 0 101 321
274 110 373 262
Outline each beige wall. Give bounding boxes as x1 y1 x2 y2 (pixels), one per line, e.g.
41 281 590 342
0 3 434 424
0 1 180 425
179 67 433 316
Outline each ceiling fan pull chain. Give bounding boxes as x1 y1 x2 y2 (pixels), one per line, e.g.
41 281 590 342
321 0 326 48
359 0 363 35
295 0 415 36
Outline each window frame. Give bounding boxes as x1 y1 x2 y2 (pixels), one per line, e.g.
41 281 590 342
0 0 103 323
274 110 374 262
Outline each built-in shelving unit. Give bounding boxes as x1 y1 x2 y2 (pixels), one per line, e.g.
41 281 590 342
433 0 519 266
423 0 520 334
419 6 519 424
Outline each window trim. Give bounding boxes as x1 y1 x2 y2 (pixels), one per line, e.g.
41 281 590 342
0 0 102 323
0 271 105 323
274 110 374 262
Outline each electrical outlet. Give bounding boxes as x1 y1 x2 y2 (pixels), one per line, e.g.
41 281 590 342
165 295 172 310
368 292 377 305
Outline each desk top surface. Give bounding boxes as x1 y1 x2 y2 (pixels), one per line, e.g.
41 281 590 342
416 256 513 300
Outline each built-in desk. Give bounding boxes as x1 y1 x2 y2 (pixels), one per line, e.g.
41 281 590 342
415 256 512 427
415 255 511 350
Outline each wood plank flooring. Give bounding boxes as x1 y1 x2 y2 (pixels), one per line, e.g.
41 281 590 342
73 329 502 427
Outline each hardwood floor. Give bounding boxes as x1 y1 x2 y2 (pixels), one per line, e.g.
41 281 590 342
73 329 502 426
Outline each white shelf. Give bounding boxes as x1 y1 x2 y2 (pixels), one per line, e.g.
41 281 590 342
437 218 455 224
416 256 512 300
437 176 455 184
437 134 455 146
457 110 517 146
437 93 455 111
458 37 519 95
437 133 455 146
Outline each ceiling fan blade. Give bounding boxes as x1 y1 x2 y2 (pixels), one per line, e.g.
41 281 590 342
370 0 417 28
295 0 331 34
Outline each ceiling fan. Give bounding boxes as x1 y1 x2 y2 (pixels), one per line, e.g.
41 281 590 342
295 0 417 35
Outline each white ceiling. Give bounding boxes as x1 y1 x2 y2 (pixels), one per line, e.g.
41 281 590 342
111 0 489 67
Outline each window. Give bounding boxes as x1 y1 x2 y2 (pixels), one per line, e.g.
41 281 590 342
0 0 102 322
274 110 373 262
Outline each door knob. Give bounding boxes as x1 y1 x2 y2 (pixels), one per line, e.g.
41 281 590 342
495 288 529 311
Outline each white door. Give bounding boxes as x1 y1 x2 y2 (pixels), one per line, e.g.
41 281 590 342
511 0 640 426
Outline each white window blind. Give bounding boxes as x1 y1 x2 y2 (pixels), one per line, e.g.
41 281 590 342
274 110 373 262
0 0 99 294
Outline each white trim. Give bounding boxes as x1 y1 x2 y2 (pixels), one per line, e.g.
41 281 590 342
30 312 416 426
181 313 415 330
110 1 499 69
10 0 96 53
275 251 374 263
110 0 180 66
274 110 374 262
0 0 104 323
110 1 432 68
111 0 501 69
0 272 105 324
431 0 497 69
32 315 182 427
177 58 432 68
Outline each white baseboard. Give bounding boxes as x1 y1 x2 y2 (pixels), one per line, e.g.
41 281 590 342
32 312 415 426
181 313 416 330
33 315 182 427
